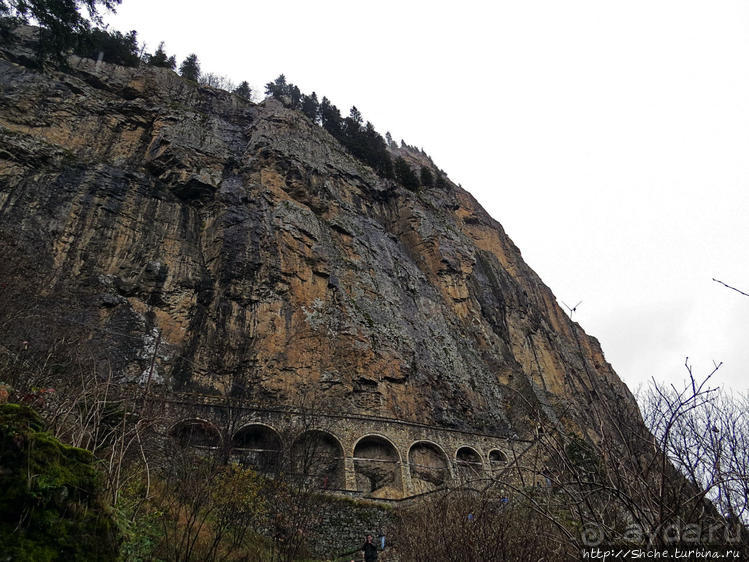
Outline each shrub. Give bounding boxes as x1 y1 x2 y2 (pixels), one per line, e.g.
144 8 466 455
0 404 119 561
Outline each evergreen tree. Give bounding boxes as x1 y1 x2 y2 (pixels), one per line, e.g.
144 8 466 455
379 156 395 179
394 157 420 190
264 74 305 108
147 41 176 69
233 81 252 100
341 115 363 161
385 131 396 149
270 86 393 180
301 92 319 122
319 96 342 138
265 74 287 99
349 106 363 125
420 166 434 188
435 172 448 189
179 53 200 82
363 121 394 179
74 27 139 67
0 0 121 61
342 107 362 147
289 84 302 109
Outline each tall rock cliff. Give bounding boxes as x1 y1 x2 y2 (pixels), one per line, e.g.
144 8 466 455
0 28 636 440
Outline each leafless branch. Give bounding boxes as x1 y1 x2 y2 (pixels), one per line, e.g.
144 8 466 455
713 277 749 298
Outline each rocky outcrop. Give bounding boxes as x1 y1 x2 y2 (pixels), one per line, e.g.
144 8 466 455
0 29 636 440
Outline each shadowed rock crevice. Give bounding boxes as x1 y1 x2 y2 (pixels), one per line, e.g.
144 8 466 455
0 36 638 442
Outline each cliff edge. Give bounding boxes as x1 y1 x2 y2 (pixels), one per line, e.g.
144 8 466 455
0 28 637 440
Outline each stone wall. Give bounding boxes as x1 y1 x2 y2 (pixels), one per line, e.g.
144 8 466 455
146 392 538 499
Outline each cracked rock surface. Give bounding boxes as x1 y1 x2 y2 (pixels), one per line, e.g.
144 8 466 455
0 29 637 439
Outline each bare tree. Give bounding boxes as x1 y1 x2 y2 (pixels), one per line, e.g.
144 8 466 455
641 363 749 526
150 442 266 562
494 359 748 553
199 72 237 92
261 393 346 562
394 488 570 561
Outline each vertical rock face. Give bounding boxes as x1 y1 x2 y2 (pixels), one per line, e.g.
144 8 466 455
0 31 636 440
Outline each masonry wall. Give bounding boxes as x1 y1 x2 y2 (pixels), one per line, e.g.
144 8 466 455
147 392 540 499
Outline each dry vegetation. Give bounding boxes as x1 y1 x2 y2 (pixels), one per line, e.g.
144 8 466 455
1 239 747 560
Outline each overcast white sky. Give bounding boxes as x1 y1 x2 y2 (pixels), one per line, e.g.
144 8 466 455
105 1 749 394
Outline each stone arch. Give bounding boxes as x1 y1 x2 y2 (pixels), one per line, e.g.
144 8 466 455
231 423 282 472
291 430 345 489
408 440 450 494
353 434 403 499
455 446 484 481
169 418 221 449
489 449 508 473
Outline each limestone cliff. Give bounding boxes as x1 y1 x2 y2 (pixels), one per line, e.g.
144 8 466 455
0 28 636 440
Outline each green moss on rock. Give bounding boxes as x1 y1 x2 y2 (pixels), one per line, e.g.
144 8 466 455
0 404 119 561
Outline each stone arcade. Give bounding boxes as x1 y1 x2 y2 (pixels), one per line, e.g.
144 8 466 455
152 392 536 500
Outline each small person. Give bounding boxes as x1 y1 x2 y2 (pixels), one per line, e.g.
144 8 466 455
361 534 379 561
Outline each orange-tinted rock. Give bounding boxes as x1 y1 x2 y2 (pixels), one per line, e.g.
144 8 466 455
0 31 637 440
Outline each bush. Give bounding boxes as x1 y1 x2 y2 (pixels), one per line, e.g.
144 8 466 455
199 72 235 91
394 491 569 561
150 447 266 561
0 404 119 561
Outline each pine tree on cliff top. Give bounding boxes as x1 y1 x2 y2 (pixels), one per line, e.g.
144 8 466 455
265 74 287 99
179 53 200 82
233 81 252 100
301 92 320 122
148 41 176 69
0 0 121 62
395 157 420 190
